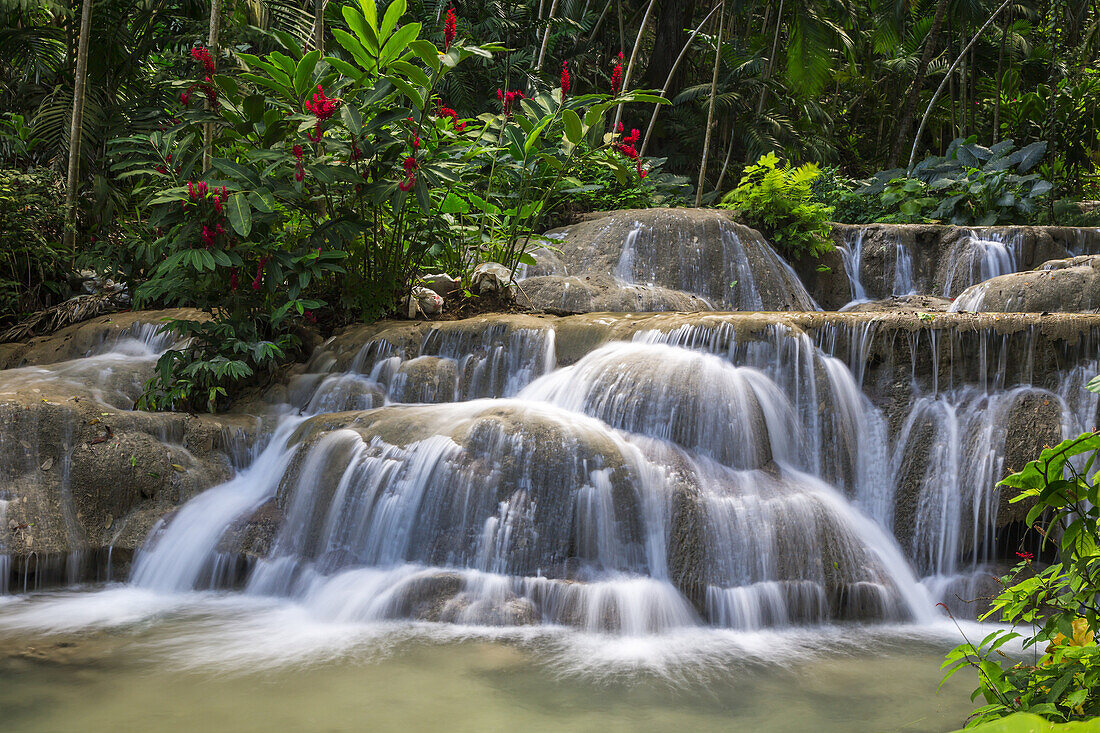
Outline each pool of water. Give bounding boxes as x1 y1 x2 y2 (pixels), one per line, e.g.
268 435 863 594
0 587 985 732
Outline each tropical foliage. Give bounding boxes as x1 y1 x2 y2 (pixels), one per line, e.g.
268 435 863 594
720 153 834 259
942 431 1100 726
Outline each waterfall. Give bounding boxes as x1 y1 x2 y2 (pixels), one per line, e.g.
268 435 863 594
836 229 869 306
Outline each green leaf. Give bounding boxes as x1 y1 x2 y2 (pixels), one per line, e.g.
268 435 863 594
379 0 406 41
248 188 276 213
294 49 322 98
562 108 582 145
380 22 421 67
226 193 252 237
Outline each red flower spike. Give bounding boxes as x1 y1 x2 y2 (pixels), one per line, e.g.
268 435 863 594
403 156 418 174
444 5 457 51
306 122 322 142
611 57 623 94
398 175 415 192
252 257 269 290
439 107 465 131
293 144 304 160
200 225 215 248
1016 551 1035 560
561 60 570 97
500 89 526 116
180 90 191 106
187 181 196 200
497 88 504 103
413 135 420 151
191 46 215 74
294 162 305 182
305 85 341 121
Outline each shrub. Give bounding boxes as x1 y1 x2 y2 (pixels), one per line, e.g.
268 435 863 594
109 0 664 410
942 428 1100 725
851 138 1053 226
0 169 72 328
720 152 834 259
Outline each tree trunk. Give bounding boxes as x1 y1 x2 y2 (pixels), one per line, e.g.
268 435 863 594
756 0 785 115
992 19 1007 142
311 0 326 52
613 0 658 128
888 0 949 166
204 0 222 172
695 0 725 206
535 0 560 73
63 0 92 252
641 0 698 92
639 4 719 158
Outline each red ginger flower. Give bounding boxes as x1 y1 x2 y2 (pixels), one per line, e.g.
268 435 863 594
444 5 457 51
499 89 525 116
1016 551 1035 560
439 107 465 131
399 156 417 191
293 144 304 160
252 257 269 290
305 85 341 120
561 60 571 96
191 46 215 74
611 54 623 93
180 90 191 105
201 225 215 248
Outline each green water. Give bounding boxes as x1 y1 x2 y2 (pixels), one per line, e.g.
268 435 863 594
0 589 978 732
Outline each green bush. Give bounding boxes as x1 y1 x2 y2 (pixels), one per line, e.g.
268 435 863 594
109 0 664 410
720 153 834 259
849 138 1053 226
942 427 1100 725
0 169 72 328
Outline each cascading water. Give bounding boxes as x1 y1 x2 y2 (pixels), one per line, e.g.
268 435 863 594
836 229 869 307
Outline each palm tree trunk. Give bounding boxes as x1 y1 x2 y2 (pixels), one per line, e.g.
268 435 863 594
535 0 560 73
756 0 785 115
63 0 92 251
992 19 1007 142
907 0 1013 172
204 0 222 172
696 0 726 207
888 0 949 167
639 4 720 159
613 0 658 129
311 0 327 52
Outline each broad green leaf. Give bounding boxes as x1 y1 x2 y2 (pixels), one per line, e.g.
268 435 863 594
379 0 406 41
248 188 275 213
294 49 322 98
227 192 252 237
562 108 582 145
379 22 421 67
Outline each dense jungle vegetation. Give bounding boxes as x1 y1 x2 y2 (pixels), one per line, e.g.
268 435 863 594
3 1 1100 728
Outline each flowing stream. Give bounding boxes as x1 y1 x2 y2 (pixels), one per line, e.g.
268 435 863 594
4 215 1099 730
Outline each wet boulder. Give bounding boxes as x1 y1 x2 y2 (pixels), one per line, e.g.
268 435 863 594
528 208 818 311
519 273 712 313
951 255 1100 313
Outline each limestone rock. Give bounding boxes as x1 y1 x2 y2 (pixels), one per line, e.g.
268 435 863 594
528 208 818 311
952 255 1100 313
